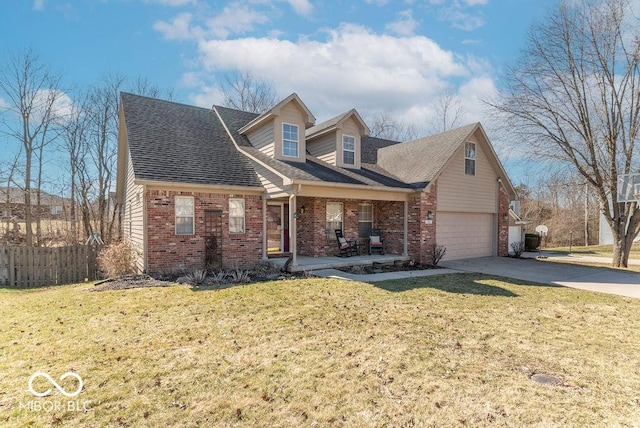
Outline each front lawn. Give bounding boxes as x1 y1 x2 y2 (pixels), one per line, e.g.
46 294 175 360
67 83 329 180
548 242 640 258
2 275 640 426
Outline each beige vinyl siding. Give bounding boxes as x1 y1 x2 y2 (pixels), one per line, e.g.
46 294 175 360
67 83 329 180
275 102 306 162
123 149 145 272
251 161 287 197
246 121 275 156
337 117 361 169
308 132 336 165
436 136 497 213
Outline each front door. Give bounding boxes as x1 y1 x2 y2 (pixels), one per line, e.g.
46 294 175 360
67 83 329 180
267 203 290 254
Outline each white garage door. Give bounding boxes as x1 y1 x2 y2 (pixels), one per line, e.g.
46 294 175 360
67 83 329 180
436 212 494 261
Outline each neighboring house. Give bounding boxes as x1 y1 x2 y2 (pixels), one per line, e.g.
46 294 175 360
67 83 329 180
116 92 517 273
0 187 67 221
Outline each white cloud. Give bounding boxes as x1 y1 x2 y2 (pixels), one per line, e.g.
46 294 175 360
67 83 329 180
187 24 490 123
154 12 200 40
0 97 10 110
439 8 484 31
33 0 45 11
285 0 313 16
464 0 488 5
386 9 419 36
154 4 270 40
205 4 270 39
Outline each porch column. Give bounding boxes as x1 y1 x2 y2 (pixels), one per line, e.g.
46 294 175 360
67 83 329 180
262 196 268 261
403 199 408 256
289 191 298 267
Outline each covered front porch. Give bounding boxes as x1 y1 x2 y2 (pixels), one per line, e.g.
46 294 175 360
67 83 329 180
260 184 417 270
268 253 411 273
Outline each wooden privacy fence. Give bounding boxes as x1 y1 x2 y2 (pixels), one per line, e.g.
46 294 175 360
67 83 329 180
0 245 102 287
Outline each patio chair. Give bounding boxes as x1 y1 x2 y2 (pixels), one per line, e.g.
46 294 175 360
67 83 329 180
335 229 358 257
369 228 385 255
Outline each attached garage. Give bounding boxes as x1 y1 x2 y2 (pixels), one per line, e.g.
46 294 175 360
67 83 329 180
436 212 495 260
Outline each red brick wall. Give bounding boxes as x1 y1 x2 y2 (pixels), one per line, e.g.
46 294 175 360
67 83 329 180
497 182 510 256
407 183 437 265
145 189 262 273
296 197 405 257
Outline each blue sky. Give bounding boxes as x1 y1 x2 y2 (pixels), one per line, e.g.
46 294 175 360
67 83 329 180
0 0 558 184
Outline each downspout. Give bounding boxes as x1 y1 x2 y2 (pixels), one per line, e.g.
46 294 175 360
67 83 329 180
289 184 301 267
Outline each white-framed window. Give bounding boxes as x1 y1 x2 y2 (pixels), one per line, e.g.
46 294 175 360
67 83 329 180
342 135 355 165
282 123 299 157
326 202 343 240
50 205 63 215
465 141 476 176
358 203 373 238
175 196 195 235
229 198 245 233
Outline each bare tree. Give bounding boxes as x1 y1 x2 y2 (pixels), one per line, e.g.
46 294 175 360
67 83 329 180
221 70 277 113
0 49 62 246
58 93 90 243
427 89 466 134
1 149 22 243
368 112 421 141
490 0 640 267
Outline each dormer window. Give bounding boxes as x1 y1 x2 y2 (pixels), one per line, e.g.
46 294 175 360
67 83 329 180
283 123 299 157
342 135 355 165
464 142 476 176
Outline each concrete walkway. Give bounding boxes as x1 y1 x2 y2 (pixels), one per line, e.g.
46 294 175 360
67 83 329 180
442 256 640 299
312 254 640 299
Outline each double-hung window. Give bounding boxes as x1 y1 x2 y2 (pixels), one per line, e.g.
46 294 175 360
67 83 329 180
175 196 194 235
326 202 343 240
464 142 476 176
229 198 245 233
342 135 355 165
283 123 299 157
358 203 373 238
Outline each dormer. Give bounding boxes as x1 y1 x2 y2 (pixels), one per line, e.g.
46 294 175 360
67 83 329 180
239 93 315 163
305 109 370 169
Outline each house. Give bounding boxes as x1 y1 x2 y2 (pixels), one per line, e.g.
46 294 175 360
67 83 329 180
116 92 517 273
0 187 67 221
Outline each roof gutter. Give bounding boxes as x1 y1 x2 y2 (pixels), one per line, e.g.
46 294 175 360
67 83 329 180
135 179 264 194
289 179 417 194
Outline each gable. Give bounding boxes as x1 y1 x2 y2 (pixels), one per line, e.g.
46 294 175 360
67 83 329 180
436 131 499 213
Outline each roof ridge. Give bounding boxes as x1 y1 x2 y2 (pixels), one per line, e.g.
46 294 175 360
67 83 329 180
120 92 214 112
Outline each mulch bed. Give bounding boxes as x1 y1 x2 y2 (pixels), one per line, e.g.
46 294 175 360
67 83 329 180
338 261 440 275
89 275 172 292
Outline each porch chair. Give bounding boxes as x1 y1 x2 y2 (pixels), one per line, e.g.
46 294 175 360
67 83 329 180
369 228 385 255
335 229 358 257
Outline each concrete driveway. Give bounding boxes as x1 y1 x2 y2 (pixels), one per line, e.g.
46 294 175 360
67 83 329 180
441 256 640 299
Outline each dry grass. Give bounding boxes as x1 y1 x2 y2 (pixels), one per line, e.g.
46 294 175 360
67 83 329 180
2 275 640 426
548 242 640 258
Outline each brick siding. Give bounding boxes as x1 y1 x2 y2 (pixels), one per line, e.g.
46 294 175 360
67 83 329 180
145 190 262 273
497 182 510 256
296 196 405 258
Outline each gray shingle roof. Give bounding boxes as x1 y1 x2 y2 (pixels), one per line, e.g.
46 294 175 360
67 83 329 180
305 111 351 138
376 123 479 186
215 105 412 188
361 136 401 164
121 93 262 187
122 93 482 194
